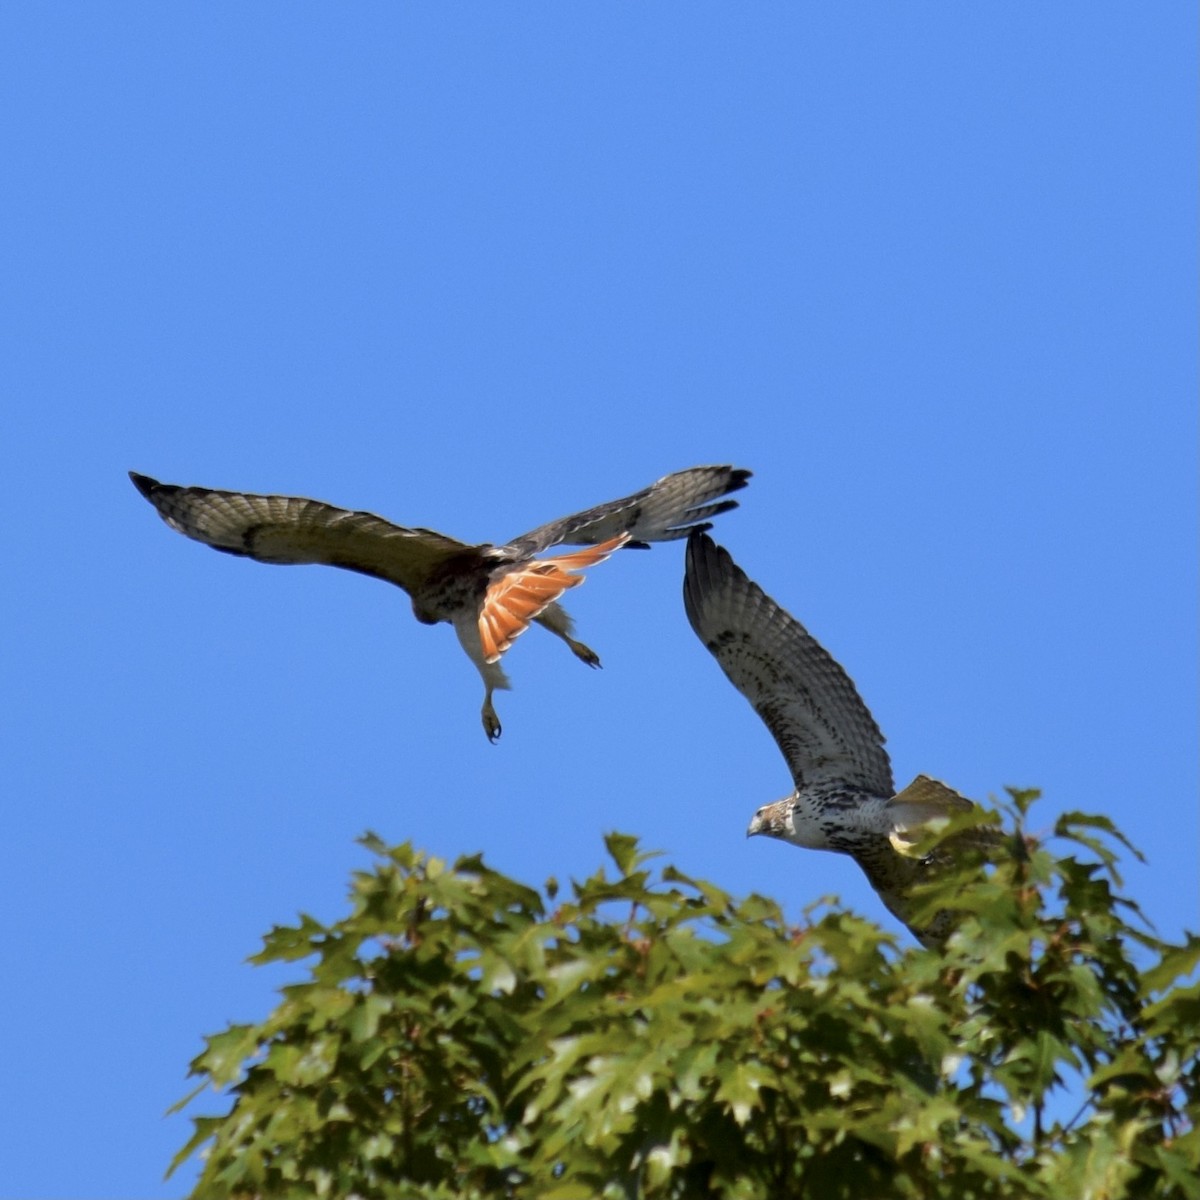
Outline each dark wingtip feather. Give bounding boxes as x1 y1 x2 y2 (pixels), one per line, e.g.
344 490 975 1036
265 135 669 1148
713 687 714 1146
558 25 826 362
685 527 721 569
127 472 170 501
684 529 751 614
698 498 739 521
683 529 719 630
726 468 752 494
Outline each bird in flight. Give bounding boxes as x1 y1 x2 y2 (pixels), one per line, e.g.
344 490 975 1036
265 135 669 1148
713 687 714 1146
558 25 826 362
683 531 988 945
131 466 749 741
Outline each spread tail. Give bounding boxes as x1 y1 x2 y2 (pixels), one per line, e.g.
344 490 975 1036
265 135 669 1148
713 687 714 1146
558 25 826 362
478 534 629 662
886 775 975 854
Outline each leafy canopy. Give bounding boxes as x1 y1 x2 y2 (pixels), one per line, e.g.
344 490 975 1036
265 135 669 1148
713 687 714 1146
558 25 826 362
172 790 1199 1199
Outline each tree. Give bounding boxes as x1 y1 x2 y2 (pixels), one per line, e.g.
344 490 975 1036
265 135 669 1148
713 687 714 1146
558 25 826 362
171 790 1199 1198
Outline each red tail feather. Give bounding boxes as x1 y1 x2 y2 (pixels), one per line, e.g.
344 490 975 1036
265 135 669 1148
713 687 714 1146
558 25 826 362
477 534 628 662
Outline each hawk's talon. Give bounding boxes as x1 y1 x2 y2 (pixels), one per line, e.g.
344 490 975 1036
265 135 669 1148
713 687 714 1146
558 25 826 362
566 637 602 669
482 705 502 743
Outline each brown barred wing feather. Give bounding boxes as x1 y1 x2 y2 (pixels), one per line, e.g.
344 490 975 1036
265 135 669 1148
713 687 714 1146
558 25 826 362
683 531 893 797
504 466 750 557
129 472 471 596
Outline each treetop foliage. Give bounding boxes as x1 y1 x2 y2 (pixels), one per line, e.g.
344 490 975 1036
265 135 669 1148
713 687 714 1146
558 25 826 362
172 790 1199 1199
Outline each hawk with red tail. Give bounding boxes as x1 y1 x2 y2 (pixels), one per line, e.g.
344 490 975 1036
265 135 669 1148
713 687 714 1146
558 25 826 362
131 466 749 740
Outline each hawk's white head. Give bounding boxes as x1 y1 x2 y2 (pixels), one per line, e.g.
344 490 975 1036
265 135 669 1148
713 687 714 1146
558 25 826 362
747 798 795 840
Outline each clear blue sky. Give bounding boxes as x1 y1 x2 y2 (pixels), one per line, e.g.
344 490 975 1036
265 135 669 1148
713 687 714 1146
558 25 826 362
3 5 1195 1196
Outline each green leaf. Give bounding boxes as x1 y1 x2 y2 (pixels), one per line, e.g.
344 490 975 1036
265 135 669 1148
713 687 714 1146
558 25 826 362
1142 932 1200 994
345 992 392 1042
603 831 641 876
714 1062 766 1126
192 1023 263 1085
250 912 329 965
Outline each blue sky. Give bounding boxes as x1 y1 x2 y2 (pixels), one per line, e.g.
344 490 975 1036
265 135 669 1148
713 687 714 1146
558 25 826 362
2 5 1195 1196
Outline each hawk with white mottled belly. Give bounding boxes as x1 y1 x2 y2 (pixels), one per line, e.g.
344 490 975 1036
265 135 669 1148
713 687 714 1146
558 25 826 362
684 531 990 945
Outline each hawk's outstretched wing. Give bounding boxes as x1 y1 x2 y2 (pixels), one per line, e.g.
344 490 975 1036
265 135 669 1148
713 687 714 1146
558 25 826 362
683 531 893 796
129 473 472 596
504 466 751 558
